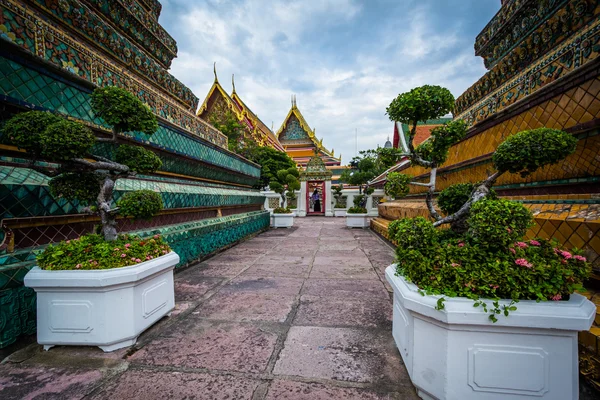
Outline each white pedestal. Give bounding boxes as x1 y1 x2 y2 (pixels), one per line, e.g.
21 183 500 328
272 213 294 228
346 214 369 228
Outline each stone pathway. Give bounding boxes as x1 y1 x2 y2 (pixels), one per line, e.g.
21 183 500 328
0 217 418 399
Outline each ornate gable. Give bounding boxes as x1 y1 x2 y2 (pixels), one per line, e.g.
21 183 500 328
279 114 311 142
300 153 332 181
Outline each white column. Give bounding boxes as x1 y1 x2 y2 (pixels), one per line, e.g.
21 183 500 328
324 180 333 217
297 181 307 217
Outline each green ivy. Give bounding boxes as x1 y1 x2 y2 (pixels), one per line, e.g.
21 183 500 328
37 234 171 270
117 190 163 220
49 172 101 204
384 172 411 199
91 86 158 135
115 145 162 173
493 128 577 177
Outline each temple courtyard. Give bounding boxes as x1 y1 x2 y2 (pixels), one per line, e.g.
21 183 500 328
0 217 419 399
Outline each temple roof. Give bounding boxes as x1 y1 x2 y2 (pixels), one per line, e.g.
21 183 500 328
399 118 453 149
276 96 341 166
197 70 284 151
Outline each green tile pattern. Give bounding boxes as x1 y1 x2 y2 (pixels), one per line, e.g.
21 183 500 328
0 56 260 179
0 286 36 348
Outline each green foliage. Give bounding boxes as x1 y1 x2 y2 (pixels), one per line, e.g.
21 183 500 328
49 173 101 205
376 147 404 170
347 206 367 214
209 110 246 153
2 111 62 155
245 146 296 189
340 150 381 188
386 85 455 125
37 233 171 270
115 145 162 173
332 184 344 208
493 128 577 177
271 167 300 195
117 190 163 220
91 86 158 135
467 199 533 249
40 120 96 161
384 172 411 199
437 183 497 216
388 216 438 250
413 120 467 165
273 207 292 214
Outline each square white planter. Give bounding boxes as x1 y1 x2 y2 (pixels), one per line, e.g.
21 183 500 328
272 213 294 228
24 252 179 352
346 213 369 228
334 209 347 217
385 265 595 400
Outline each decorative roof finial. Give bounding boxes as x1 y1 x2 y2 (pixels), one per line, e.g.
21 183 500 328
213 62 218 83
231 74 236 93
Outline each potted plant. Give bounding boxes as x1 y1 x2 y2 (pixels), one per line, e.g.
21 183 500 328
269 167 299 228
332 184 347 217
5 86 179 352
383 85 595 400
341 151 379 227
345 194 370 228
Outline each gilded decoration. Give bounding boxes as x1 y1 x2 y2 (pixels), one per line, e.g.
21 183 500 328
0 0 227 149
300 155 332 181
457 0 600 119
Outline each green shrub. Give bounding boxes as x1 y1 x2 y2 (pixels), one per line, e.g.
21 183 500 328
118 190 163 220
49 173 101 204
388 217 438 250
91 86 158 135
334 203 345 208
467 199 533 249
2 111 62 155
115 145 162 173
273 207 292 214
40 119 96 161
37 233 171 270
384 172 411 199
347 206 367 214
386 85 455 124
493 128 577 177
437 183 497 216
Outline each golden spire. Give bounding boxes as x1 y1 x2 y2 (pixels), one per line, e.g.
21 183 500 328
213 62 218 83
231 74 236 93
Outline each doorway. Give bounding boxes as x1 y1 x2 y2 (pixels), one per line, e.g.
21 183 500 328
307 181 325 215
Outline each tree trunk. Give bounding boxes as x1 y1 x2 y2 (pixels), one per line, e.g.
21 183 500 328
281 192 287 208
98 176 118 241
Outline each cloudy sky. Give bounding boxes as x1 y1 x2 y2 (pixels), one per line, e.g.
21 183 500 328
159 0 499 164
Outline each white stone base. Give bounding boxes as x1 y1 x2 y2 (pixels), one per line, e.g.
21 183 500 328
25 252 179 352
385 265 595 400
345 214 369 228
272 213 294 228
333 209 347 217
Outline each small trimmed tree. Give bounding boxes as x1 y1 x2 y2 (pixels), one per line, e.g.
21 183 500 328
340 151 379 208
385 84 578 230
269 167 300 209
332 183 344 208
3 86 164 241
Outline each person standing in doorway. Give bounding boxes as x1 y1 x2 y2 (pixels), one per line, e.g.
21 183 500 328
312 189 321 212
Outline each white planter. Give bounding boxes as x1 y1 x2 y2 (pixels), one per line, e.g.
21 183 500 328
346 213 368 228
385 265 595 400
272 213 294 228
334 208 347 217
24 252 179 352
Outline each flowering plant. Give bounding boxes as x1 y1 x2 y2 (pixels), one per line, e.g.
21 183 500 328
37 234 171 271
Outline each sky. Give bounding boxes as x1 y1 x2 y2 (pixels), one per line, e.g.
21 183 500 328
158 0 500 164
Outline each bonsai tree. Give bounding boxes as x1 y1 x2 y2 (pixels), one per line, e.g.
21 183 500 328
385 84 588 321
269 167 300 210
245 146 297 190
332 184 344 208
340 150 380 208
3 86 163 242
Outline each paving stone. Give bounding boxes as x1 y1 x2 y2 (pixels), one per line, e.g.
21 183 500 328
302 279 389 299
265 380 415 400
129 320 278 373
223 276 304 295
312 255 371 266
294 296 392 328
198 292 296 322
242 263 309 278
259 255 312 265
90 370 259 400
174 276 224 302
0 364 104 399
274 326 408 384
208 254 262 265
310 263 379 280
318 242 360 251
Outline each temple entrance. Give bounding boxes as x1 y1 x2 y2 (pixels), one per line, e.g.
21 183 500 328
307 181 325 215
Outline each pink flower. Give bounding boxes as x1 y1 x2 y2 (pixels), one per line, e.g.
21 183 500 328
551 294 562 301
515 258 533 268
574 255 587 262
430 276 436 280
125 243 131 248
451 262 460 267
506 227 512 233
529 240 541 246
114 248 120 251
515 242 528 248
131 257 136 261
154 234 160 239
75 264 81 269
559 250 572 260
509 248 516 254
458 242 465 247
66 240 71 244
149 256 153 259
146 256 151 260
489 284 499 290
162 250 168 254
135 258 141 263
121 254 126 258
